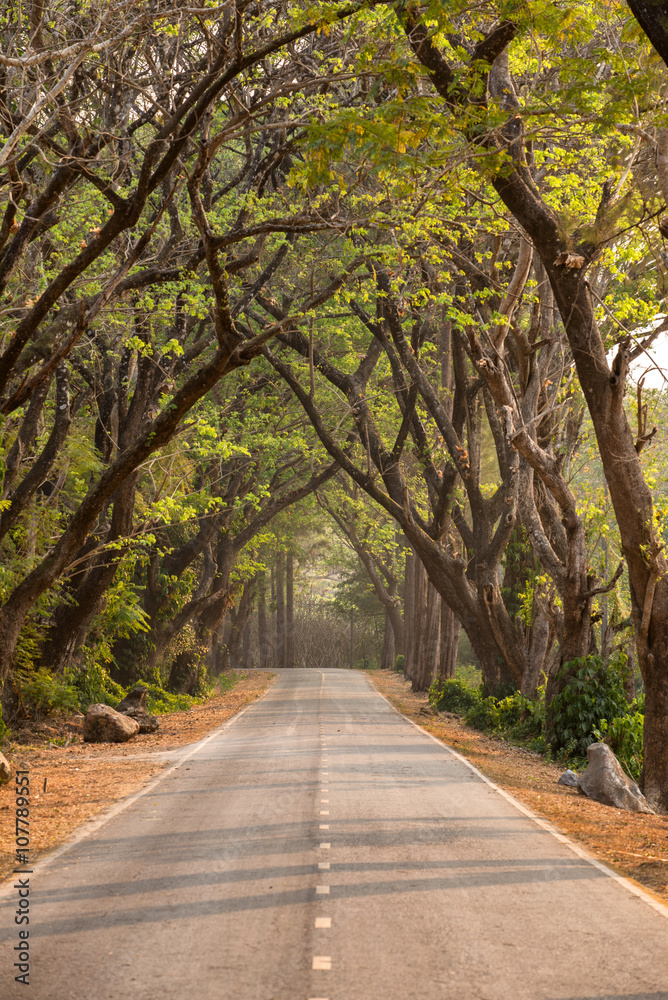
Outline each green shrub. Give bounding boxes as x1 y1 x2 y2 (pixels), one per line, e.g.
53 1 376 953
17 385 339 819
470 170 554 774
594 712 644 784
549 653 631 757
141 674 216 715
454 663 482 689
216 671 240 695
429 677 480 715
15 669 80 718
481 679 516 701
465 696 500 731
142 683 203 714
495 692 524 730
64 662 125 710
394 655 404 673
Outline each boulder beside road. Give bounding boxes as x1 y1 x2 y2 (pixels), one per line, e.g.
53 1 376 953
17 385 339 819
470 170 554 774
557 769 579 788
118 705 159 733
83 704 140 743
0 751 11 784
577 742 654 814
115 687 159 733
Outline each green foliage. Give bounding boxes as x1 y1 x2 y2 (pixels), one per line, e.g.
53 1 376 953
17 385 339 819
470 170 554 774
549 653 632 757
15 669 80 718
329 560 384 619
63 662 125 710
463 690 545 738
464 696 500 732
394 654 404 673
454 663 482 689
142 679 214 715
594 712 645 784
429 677 480 715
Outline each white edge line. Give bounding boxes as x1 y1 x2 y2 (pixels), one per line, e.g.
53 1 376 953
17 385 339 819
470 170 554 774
368 678 668 922
0 692 265 902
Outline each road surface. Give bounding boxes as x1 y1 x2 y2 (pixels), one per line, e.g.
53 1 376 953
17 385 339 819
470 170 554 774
2 668 668 1000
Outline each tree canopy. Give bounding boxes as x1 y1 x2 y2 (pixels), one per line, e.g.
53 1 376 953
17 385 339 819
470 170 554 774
4 0 668 809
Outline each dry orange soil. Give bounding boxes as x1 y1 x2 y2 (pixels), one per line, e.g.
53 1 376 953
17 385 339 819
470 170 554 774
368 670 668 905
0 671 275 885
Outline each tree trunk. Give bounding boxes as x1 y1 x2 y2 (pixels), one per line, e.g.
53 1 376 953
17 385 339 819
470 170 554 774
380 610 396 670
521 609 551 699
403 547 416 681
257 572 271 669
627 0 668 65
411 558 428 689
285 552 294 668
41 474 139 676
275 551 285 668
413 578 440 692
225 578 256 670
438 600 459 681
242 620 252 669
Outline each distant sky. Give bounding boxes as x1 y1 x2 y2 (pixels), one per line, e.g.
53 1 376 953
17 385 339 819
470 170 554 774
608 330 668 390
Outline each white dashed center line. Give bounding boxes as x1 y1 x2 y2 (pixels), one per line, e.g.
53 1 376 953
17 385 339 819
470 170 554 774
312 956 332 970
319 824 329 830
315 885 330 894
314 917 332 928
320 842 330 849
319 810 330 815
318 861 330 869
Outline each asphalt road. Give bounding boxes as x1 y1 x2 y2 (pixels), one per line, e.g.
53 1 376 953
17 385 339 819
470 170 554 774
2 668 668 1000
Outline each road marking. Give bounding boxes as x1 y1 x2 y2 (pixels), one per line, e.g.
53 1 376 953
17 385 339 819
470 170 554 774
315 917 332 928
315 885 330 894
320 810 330 815
320 798 329 803
318 861 330 869
319 824 329 830
320 842 331 849
312 957 332 970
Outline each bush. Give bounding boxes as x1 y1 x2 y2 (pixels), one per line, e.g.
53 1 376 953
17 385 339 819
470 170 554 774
454 663 482 689
394 655 404 673
465 696 500 731
429 678 480 715
64 661 125 710
15 669 80 718
141 681 212 715
549 653 631 757
594 712 644 784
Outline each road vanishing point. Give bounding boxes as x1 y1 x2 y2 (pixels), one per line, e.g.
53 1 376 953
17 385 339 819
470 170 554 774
2 668 668 1000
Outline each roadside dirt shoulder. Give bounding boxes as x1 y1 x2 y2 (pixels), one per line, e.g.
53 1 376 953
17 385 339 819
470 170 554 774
368 669 668 905
0 670 275 885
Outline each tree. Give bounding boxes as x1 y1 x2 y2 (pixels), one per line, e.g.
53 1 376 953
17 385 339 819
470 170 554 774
316 476 405 670
396 0 668 808
0 0 370 707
